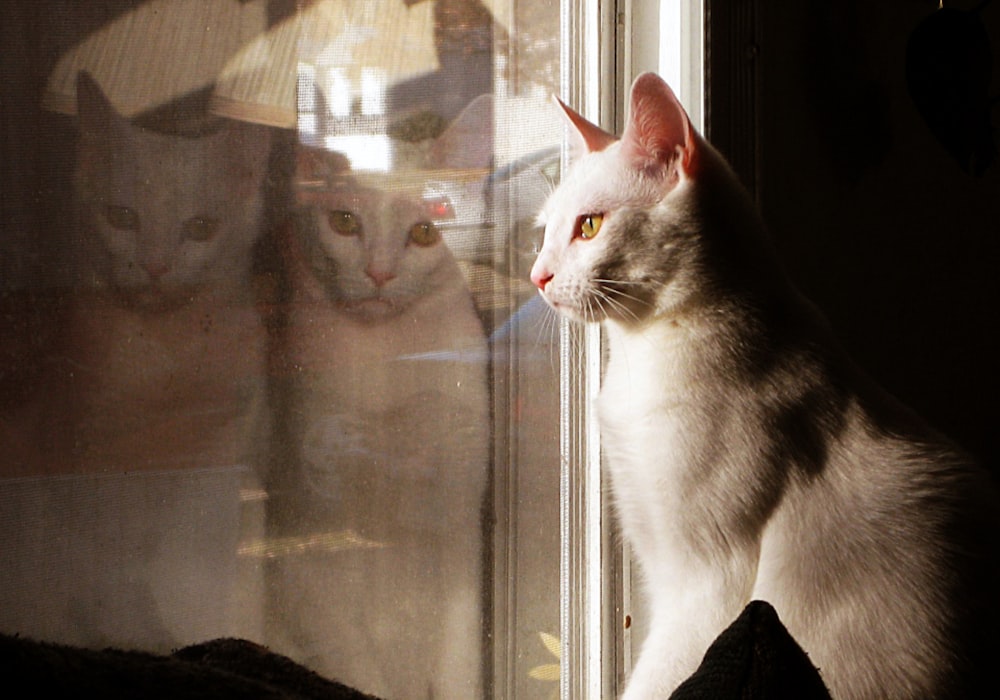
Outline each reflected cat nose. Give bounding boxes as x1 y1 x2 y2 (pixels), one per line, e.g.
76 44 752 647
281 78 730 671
366 266 396 287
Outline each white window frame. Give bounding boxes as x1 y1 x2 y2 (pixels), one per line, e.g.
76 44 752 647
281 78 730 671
558 2 703 697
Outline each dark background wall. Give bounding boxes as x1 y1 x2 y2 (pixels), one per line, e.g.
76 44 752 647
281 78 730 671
711 0 1000 471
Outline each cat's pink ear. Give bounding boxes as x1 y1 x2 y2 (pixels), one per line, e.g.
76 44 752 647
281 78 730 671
552 96 617 157
620 73 697 179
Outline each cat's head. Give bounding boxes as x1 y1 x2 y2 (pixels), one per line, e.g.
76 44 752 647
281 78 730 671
530 73 744 326
296 176 458 322
73 72 271 312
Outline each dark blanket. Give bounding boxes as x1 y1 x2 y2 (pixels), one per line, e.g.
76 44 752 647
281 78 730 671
0 634 381 699
670 600 831 699
1 601 826 699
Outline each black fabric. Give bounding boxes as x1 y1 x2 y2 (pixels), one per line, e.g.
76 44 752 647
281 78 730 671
669 601 831 700
0 634 381 699
1 601 828 699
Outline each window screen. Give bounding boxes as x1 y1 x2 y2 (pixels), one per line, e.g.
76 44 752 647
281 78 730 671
0 1 563 698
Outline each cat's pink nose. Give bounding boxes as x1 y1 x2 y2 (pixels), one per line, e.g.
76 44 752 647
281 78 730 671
366 266 396 287
531 266 553 291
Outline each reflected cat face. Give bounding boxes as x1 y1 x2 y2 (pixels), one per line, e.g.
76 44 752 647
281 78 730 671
298 178 457 322
74 73 271 311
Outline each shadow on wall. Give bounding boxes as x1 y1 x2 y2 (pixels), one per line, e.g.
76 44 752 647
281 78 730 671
758 0 1000 472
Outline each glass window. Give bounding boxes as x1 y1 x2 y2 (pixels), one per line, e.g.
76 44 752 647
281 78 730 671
556 2 703 696
0 1 701 697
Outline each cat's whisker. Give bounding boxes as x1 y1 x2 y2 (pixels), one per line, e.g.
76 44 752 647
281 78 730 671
595 278 664 297
599 284 652 308
546 310 562 371
596 291 642 324
590 283 648 324
589 296 605 324
514 299 561 371
534 303 562 371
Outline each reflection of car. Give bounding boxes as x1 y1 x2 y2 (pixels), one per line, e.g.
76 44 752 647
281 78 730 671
421 146 560 332
485 146 560 276
423 146 560 274
422 175 488 263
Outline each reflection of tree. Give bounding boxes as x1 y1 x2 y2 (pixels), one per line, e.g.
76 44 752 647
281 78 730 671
510 1 559 91
390 0 502 127
407 0 497 56
387 0 558 140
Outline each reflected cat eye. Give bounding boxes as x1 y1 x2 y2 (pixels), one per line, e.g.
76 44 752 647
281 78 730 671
183 216 220 241
104 205 140 231
578 213 604 239
328 210 361 236
408 221 441 247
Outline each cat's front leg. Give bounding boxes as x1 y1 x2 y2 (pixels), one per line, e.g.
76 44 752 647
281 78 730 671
622 626 706 699
621 561 757 699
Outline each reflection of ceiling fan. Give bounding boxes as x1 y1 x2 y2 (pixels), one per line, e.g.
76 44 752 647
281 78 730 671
906 0 997 175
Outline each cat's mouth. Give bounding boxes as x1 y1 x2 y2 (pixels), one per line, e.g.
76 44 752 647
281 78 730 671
111 282 196 314
339 295 402 320
539 290 601 324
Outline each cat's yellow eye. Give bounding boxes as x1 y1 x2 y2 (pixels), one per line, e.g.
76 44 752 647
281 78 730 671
328 210 361 236
578 214 604 240
104 205 140 231
408 221 440 247
183 216 220 241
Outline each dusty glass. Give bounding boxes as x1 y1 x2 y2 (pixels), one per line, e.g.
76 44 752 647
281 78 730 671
0 1 562 698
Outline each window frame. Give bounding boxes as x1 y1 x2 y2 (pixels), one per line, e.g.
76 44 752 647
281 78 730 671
557 1 704 696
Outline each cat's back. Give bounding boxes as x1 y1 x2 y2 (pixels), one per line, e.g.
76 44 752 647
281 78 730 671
753 382 1000 699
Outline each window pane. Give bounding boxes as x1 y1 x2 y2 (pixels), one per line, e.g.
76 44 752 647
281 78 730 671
0 1 562 698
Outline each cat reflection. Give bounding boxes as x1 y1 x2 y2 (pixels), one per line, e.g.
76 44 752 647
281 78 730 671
0 73 272 651
0 74 273 476
270 149 489 699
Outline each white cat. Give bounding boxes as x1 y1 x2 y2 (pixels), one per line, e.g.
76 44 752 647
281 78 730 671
270 151 489 699
1 72 272 476
0 73 272 651
13 72 270 476
531 72 1000 699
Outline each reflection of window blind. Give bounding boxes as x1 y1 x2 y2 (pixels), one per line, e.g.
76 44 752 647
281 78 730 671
43 0 266 119
212 0 439 128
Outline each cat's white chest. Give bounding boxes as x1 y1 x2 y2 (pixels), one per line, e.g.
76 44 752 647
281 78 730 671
292 305 467 412
599 323 689 436
598 323 693 539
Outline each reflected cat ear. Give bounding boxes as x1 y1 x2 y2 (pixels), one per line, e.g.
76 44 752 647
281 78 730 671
552 95 617 158
429 94 494 170
75 71 125 139
620 72 697 180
